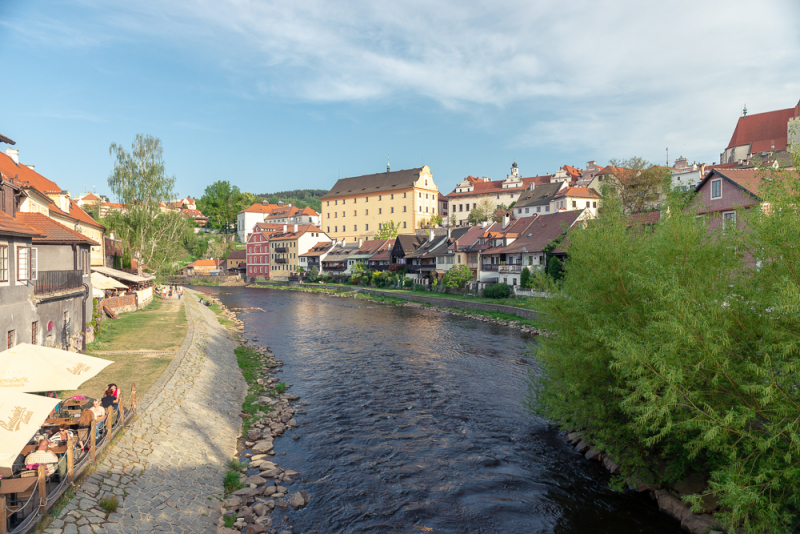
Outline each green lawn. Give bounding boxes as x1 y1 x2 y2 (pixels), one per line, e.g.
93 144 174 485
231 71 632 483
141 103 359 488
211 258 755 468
66 297 188 401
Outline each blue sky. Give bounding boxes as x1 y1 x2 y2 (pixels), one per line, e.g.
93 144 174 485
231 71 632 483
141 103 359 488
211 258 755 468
1 0 798 201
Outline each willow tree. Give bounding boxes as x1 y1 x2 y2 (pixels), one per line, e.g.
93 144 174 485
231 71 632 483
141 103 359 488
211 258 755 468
107 134 189 276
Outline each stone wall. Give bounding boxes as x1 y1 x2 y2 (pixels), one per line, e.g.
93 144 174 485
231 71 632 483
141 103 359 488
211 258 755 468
103 294 137 314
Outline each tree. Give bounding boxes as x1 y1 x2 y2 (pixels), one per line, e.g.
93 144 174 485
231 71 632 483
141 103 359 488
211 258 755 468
107 134 190 276
602 157 670 214
467 197 496 225
197 181 247 231
441 264 473 288
449 214 457 226
375 220 399 239
520 266 532 288
527 157 800 532
545 255 563 281
493 203 509 223
203 234 234 261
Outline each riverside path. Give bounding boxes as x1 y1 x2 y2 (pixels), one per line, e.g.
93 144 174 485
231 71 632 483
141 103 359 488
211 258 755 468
43 292 246 534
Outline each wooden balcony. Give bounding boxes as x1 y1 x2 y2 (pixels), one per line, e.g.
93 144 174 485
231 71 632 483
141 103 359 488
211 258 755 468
34 270 84 295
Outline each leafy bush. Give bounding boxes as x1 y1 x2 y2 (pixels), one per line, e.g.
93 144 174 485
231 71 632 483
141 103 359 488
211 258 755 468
546 256 564 280
520 266 532 288
404 279 413 288
528 159 800 534
306 266 319 283
374 271 395 288
441 264 473 289
483 283 511 298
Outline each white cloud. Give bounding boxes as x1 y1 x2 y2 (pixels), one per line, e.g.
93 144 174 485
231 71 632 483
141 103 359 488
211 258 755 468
17 0 800 163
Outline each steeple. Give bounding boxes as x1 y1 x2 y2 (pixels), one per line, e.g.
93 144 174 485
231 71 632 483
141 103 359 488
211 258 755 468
743 104 748 118
386 155 390 174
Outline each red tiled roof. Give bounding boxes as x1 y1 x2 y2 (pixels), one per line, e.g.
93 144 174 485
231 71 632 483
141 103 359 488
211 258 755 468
269 225 325 241
299 241 334 257
0 151 62 194
226 249 247 260
68 199 103 229
562 165 582 178
15 213 98 244
446 175 552 197
80 193 100 201
187 259 217 268
243 203 282 214
553 187 602 199
298 206 318 216
0 210 41 237
727 108 796 152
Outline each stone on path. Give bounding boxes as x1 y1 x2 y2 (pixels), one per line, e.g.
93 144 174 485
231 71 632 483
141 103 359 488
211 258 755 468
52 295 246 534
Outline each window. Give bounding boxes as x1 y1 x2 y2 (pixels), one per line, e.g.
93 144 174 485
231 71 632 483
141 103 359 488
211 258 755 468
525 208 529 213
327 213 330 218
722 211 736 229
459 204 463 212
425 207 429 213
403 222 407 228
545 206 550 212
17 246 32 281
403 206 406 212
335 212 338 218
572 201 577 208
586 201 590 207
473 203 476 209
419 206 422 212
366 196 369 202
0 245 7 282
354 210 357 216
391 194 394 199
391 207 394 213
378 223 382 230
335 226 338 232
379 208 382 214
335 200 338 205
327 201 330 206
593 202 597 208
419 192 422 198
7 330 14 349
342 211 345 217
365 224 369 231
343 199 346 204
366 209 369 215
497 195 500 199
403 192 406 198
327 226 330 233
32 322 38 344
711 179 722 199
379 195 382 201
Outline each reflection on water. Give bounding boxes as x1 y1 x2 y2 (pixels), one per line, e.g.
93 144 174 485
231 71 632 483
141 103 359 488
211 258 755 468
198 287 681 534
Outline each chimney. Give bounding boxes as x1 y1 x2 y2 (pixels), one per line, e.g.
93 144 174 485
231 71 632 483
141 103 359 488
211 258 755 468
293 224 298 232
25 164 35 171
262 200 268 205
283 224 287 232
6 148 19 165
503 212 510 229
428 230 435 242
529 182 535 191
481 221 488 228
359 238 363 247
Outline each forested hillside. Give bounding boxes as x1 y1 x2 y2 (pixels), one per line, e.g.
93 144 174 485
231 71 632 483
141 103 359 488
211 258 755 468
254 189 328 213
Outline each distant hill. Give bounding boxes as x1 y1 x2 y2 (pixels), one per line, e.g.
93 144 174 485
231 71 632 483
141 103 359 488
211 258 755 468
254 189 328 213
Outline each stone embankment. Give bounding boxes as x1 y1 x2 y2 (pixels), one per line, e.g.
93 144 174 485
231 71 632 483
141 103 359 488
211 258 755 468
205 299 310 534
563 432 724 534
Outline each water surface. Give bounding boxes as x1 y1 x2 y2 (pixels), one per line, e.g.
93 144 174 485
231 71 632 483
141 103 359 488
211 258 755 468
197 287 680 534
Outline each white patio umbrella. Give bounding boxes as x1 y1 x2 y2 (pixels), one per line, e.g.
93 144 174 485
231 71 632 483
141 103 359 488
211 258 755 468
0 390 60 468
0 343 114 393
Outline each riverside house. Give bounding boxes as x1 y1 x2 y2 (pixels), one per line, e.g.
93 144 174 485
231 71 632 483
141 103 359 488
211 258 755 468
268 225 331 281
478 210 584 286
692 168 766 230
225 249 247 274
347 239 393 272
367 239 395 271
246 223 286 280
320 242 359 275
236 201 284 243
298 241 333 273
320 165 440 243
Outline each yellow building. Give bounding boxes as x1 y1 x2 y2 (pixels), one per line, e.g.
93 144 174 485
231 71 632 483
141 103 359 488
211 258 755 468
321 165 439 242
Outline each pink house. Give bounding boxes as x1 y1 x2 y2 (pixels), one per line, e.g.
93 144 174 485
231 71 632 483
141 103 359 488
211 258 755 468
692 169 765 230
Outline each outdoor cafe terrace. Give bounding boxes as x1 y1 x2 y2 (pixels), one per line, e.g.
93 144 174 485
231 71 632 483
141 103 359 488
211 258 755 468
0 344 134 534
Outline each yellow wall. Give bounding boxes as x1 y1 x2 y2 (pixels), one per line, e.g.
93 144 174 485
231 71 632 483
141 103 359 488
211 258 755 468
269 238 298 279
321 167 439 243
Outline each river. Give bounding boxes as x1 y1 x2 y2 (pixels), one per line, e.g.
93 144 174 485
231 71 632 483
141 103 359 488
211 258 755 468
196 286 681 534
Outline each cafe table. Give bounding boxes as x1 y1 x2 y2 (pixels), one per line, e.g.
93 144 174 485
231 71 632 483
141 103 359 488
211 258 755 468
0 476 37 495
20 444 68 455
41 417 73 427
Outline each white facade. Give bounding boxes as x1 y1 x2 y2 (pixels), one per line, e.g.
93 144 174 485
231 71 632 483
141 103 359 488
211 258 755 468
237 211 269 243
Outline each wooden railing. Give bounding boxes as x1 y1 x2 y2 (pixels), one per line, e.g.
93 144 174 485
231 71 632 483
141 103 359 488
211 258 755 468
33 270 83 295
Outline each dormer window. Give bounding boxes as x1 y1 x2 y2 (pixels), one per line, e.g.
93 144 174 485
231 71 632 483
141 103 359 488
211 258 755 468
711 178 722 199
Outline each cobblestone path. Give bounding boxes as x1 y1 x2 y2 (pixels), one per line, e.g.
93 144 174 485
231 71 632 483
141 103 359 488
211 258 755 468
45 293 246 534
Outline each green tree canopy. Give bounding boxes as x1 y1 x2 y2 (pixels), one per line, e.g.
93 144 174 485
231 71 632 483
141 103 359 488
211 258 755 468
107 134 190 276
375 220 399 239
198 180 248 231
441 264 473 288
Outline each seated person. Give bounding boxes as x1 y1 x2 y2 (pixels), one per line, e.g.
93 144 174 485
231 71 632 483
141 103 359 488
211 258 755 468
49 424 74 444
90 399 107 438
101 386 120 422
76 410 94 450
24 440 58 475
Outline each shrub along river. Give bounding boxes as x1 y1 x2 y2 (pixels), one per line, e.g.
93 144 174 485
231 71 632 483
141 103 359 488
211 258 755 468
197 286 682 534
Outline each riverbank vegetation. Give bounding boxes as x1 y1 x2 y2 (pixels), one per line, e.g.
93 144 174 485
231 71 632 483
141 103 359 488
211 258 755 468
527 158 800 533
